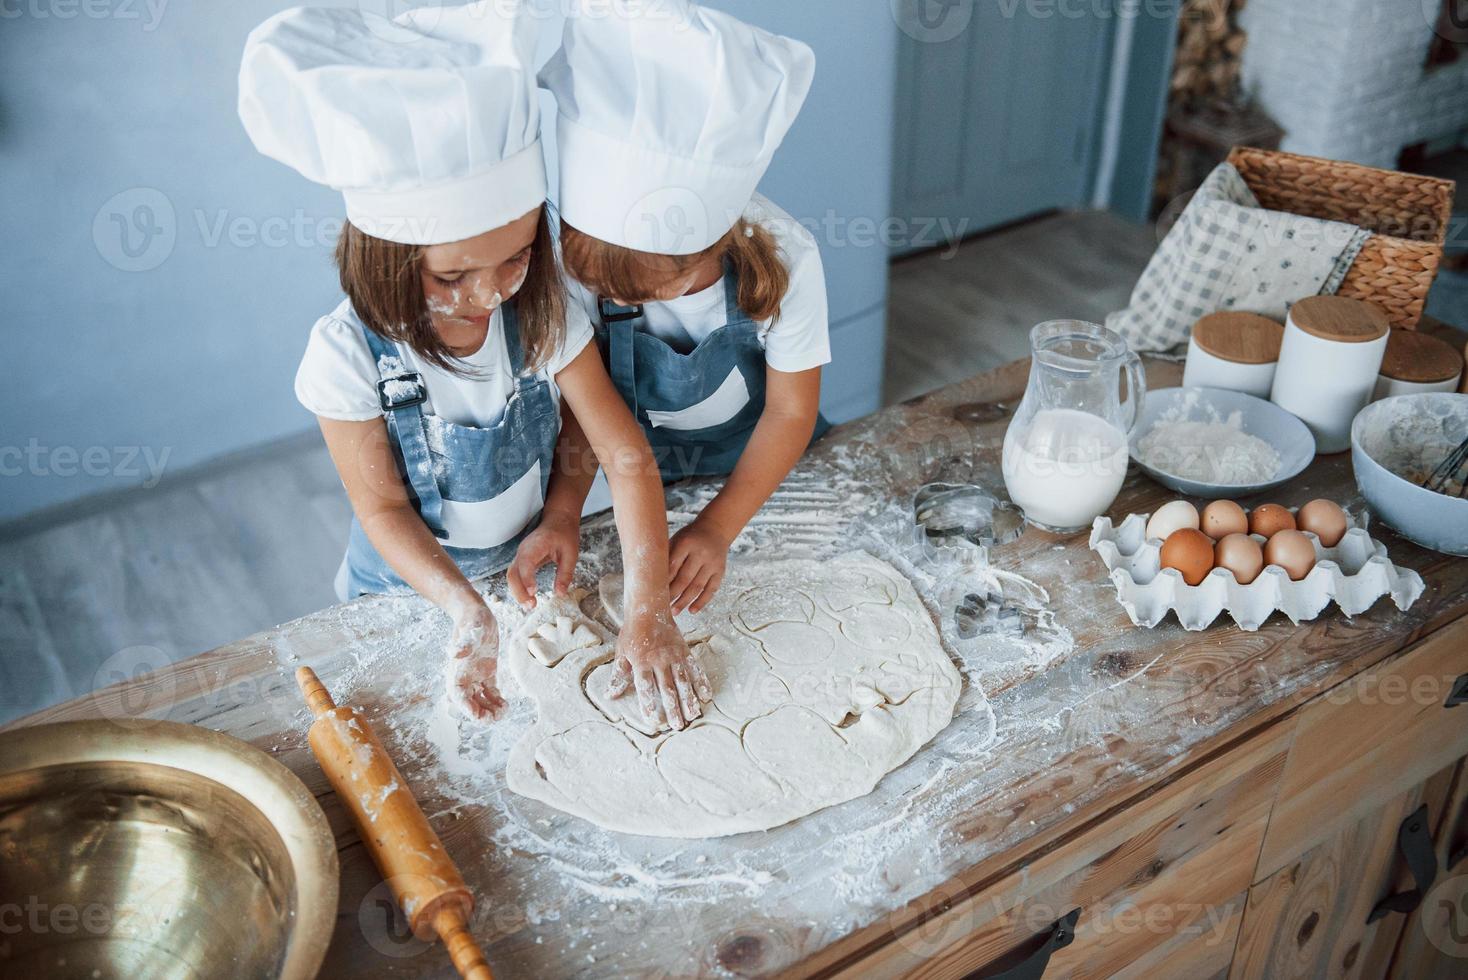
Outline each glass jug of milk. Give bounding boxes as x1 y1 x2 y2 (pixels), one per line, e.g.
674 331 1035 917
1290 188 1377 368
1002 320 1146 533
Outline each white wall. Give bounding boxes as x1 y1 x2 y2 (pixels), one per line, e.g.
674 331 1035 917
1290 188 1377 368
1 1 897 522
1241 0 1468 168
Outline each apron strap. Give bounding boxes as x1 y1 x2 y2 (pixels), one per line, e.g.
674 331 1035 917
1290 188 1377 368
500 301 532 384
360 324 449 540
721 257 741 321
598 297 643 419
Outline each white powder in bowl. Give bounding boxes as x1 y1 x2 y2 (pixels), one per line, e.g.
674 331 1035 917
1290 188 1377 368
1137 414 1282 485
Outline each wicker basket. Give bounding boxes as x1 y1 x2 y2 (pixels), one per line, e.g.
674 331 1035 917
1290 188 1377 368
1227 147 1455 329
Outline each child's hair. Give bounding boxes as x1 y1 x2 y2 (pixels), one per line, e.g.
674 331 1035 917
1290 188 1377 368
335 209 566 375
560 218 789 323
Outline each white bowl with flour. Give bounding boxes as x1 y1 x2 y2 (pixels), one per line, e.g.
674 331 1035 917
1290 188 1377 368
1131 387 1316 499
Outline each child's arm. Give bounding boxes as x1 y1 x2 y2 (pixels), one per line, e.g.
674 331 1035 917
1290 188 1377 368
318 416 506 720
553 344 712 729
669 364 822 613
505 401 599 607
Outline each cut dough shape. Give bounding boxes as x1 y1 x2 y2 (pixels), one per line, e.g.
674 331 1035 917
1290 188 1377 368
749 620 834 666
505 553 962 837
655 724 782 816
527 614 603 667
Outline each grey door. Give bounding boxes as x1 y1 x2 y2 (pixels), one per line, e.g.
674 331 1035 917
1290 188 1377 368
891 0 1114 255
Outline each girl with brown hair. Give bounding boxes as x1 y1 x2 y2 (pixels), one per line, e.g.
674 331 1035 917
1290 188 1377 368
238 3 710 731
541 0 831 616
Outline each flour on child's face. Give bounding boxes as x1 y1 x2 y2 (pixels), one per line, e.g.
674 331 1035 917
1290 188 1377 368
419 208 540 348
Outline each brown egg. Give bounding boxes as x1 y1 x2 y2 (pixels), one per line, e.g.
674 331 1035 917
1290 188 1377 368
1160 528 1216 586
1264 529 1317 581
1214 533 1265 585
1201 500 1248 540
1297 498 1348 548
1249 503 1297 539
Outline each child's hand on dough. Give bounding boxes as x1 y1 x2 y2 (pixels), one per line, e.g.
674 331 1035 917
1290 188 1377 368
445 599 507 722
668 517 732 614
507 509 581 609
606 607 712 730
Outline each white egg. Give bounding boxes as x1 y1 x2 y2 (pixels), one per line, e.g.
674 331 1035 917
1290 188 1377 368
1146 500 1201 542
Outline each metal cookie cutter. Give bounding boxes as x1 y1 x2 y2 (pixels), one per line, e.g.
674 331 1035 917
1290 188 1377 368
914 482 1025 550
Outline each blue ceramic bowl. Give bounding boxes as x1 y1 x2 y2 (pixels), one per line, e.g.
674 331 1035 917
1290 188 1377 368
1130 387 1317 499
1351 393 1468 557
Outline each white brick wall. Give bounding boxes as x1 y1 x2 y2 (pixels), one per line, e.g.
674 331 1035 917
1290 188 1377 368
1240 0 1468 167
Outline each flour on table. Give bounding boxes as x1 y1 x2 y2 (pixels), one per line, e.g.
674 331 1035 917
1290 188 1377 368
504 552 963 837
1135 392 1281 485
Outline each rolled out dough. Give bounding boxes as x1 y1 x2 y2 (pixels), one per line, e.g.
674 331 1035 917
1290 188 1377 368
504 552 962 837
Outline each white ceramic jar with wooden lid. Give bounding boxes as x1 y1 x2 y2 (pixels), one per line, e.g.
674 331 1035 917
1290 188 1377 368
1270 296 1390 453
1372 328 1465 400
1183 312 1285 398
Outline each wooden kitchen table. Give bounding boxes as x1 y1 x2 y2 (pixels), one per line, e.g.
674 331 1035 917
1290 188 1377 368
9 346 1468 980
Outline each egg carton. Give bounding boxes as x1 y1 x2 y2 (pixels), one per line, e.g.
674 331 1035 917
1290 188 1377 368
1088 512 1425 631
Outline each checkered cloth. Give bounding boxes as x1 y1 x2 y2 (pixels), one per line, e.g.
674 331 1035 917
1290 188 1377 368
1107 163 1371 352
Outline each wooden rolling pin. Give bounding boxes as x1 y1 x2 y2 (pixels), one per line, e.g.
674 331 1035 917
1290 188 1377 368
297 667 491 980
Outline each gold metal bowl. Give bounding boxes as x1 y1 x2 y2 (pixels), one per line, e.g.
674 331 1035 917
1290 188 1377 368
0 719 338 979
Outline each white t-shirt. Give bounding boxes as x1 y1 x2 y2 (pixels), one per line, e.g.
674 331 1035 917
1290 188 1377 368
568 194 831 374
295 298 594 426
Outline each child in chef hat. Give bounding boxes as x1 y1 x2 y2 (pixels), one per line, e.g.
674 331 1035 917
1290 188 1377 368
541 0 830 616
239 1 710 731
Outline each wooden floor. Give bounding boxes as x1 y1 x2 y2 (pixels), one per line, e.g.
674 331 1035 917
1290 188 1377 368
882 209 1156 404
4 203 1462 725
0 431 352 723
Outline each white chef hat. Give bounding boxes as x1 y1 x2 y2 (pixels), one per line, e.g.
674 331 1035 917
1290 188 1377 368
239 1 546 246
540 0 815 255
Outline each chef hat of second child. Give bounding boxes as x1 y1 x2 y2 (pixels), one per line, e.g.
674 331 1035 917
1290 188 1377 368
541 0 815 255
239 1 546 246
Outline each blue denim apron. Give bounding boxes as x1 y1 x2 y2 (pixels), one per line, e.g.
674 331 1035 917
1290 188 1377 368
598 263 830 482
337 302 558 599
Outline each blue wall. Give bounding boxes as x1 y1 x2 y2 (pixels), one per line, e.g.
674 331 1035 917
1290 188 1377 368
0 1 897 522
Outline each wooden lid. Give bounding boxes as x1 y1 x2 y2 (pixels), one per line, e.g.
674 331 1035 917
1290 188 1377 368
1192 312 1285 365
1289 295 1390 343
1379 328 1465 383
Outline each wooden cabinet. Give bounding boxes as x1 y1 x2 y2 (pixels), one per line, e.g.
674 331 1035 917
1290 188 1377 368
888 619 1468 980
1230 771 1452 979
1385 761 1468 979
841 721 1290 979
1254 624 1468 882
